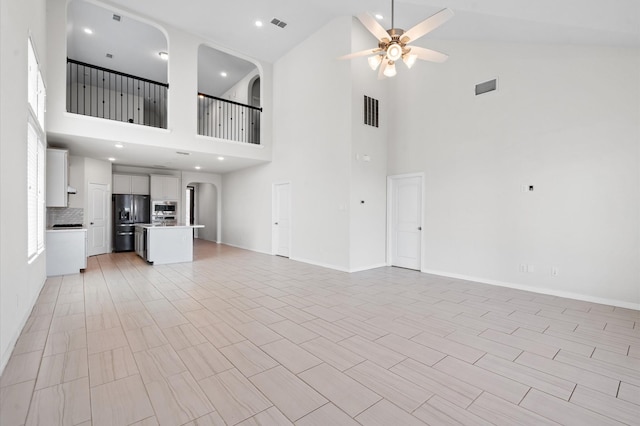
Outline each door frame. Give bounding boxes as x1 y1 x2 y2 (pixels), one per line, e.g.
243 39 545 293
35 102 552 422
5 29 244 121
87 182 110 256
272 181 292 257
386 172 425 270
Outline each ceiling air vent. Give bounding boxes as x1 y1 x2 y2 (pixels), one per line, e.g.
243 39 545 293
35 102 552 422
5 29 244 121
364 95 379 128
176 151 190 156
270 18 288 28
113 14 121 22
105 53 113 59
475 78 497 96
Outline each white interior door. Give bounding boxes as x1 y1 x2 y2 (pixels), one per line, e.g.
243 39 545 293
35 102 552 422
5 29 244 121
389 174 423 270
88 183 109 256
273 182 291 257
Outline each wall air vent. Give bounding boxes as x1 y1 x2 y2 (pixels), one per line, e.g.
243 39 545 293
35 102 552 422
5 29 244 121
475 78 497 96
270 18 288 28
363 95 379 128
176 151 190 156
105 53 113 59
112 14 121 22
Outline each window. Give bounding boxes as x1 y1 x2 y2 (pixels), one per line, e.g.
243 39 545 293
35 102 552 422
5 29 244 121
27 38 46 261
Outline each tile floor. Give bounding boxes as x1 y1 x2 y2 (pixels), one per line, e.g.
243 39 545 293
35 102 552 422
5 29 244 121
1 240 639 425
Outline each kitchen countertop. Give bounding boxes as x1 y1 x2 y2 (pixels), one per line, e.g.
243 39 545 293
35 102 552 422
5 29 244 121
46 227 87 231
135 224 204 229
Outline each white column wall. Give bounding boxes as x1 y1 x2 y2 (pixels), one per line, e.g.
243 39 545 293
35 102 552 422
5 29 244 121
222 17 354 270
389 40 640 308
0 0 48 373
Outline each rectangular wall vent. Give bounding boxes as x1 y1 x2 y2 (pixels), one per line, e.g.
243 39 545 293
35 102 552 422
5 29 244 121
270 18 288 28
364 95 379 128
475 78 497 96
112 14 121 22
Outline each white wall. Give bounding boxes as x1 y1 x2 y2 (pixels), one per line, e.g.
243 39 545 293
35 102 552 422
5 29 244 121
195 183 218 242
0 0 48 373
389 40 640 308
222 17 354 270
182 171 222 240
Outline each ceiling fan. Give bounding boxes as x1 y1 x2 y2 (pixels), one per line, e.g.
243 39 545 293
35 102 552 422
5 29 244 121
340 0 454 78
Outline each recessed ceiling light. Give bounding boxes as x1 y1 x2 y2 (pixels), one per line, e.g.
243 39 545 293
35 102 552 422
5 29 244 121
255 20 263 27
220 72 228 77
217 156 225 161
198 94 205 99
158 51 169 61
194 166 201 170
375 14 384 20
108 157 116 162
115 143 123 148
84 28 93 35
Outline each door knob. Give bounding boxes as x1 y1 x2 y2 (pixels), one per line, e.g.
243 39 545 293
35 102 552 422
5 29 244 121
90 222 94 225
418 227 422 230
274 222 278 225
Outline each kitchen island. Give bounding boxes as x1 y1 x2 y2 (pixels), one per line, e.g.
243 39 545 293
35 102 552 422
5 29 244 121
135 224 204 265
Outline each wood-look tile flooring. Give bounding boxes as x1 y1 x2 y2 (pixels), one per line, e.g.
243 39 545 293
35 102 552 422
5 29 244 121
1 240 639 425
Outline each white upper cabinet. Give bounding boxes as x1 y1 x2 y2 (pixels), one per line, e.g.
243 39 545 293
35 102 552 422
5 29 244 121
46 149 68 207
113 174 149 195
150 175 180 200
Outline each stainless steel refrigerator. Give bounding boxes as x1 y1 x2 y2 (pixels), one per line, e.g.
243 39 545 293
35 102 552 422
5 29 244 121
113 194 150 252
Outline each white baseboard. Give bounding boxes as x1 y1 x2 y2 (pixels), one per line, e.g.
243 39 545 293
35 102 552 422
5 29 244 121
289 257 351 273
421 268 640 311
349 263 388 273
221 242 272 256
0 276 47 375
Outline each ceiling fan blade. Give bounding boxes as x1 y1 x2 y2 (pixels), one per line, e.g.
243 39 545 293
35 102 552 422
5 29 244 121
402 8 454 43
378 59 389 80
357 13 390 42
338 48 381 60
409 46 449 63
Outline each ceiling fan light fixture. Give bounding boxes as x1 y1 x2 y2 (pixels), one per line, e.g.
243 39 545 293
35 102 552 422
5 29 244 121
383 61 397 77
368 54 383 70
386 43 402 61
403 54 418 69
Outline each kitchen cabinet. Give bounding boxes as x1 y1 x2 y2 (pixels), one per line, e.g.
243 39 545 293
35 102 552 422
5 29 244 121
46 149 69 207
46 228 87 276
113 174 149 195
150 175 180 200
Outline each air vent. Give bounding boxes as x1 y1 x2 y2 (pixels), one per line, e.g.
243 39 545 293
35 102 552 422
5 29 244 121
475 78 497 96
105 53 113 59
176 151 190 156
270 18 288 28
364 95 379 128
112 14 121 22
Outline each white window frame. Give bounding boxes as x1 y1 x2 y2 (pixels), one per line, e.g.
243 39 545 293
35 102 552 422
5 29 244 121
27 37 46 262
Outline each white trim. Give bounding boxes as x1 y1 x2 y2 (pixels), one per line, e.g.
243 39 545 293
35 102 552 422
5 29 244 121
349 263 388 273
0 276 46 375
386 172 425 269
272 181 292 257
222 242 272 256
421 268 640 311
290 257 350 273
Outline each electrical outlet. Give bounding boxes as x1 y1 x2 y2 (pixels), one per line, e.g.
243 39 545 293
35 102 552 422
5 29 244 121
519 264 527 273
551 267 559 276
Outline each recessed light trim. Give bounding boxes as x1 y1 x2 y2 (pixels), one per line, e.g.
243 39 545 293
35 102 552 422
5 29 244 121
115 143 124 148
83 28 93 35
158 51 169 61
217 156 225 161
194 166 201 170
108 157 116 162
255 20 263 27
220 72 228 77
375 14 384 20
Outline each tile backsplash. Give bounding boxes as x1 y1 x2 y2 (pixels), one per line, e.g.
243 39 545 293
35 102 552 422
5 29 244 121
47 207 84 226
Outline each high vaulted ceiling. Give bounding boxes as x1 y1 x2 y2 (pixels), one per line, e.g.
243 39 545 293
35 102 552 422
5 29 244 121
58 0 639 174
107 0 639 63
